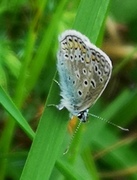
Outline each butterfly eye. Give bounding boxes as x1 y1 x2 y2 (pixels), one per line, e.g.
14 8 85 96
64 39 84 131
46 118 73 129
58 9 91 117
77 110 88 122
77 113 83 121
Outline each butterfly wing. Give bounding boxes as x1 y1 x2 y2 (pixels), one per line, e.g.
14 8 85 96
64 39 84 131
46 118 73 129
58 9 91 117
57 30 112 116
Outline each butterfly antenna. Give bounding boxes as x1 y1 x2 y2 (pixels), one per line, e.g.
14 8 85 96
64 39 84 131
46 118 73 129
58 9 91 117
88 113 129 131
63 120 82 155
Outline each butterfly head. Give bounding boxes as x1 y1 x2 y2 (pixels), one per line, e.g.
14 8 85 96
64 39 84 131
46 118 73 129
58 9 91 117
77 109 89 123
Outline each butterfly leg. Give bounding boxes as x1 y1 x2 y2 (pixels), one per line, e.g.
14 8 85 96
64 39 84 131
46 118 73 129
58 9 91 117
56 103 64 110
47 103 64 110
48 79 64 109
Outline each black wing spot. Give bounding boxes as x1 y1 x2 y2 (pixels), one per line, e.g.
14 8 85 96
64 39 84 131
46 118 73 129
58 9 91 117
78 90 82 96
84 80 88 86
94 65 98 72
68 37 72 42
91 80 96 89
76 73 80 79
83 68 87 75
98 70 101 75
100 77 103 83
64 54 69 59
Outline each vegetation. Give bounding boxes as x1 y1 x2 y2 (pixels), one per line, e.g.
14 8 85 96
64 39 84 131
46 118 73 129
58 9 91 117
0 0 137 179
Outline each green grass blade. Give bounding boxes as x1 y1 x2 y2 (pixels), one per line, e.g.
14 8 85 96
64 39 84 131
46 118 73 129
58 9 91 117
20 81 68 179
20 0 110 179
0 86 34 139
26 0 68 94
74 0 110 43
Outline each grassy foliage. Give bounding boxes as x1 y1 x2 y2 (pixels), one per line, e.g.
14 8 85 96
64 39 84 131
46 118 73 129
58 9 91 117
0 0 137 179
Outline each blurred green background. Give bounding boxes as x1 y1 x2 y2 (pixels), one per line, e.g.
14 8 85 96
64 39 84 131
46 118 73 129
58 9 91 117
0 0 137 179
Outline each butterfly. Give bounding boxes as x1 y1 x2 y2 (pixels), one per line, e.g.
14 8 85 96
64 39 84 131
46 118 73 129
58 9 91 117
56 30 112 122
